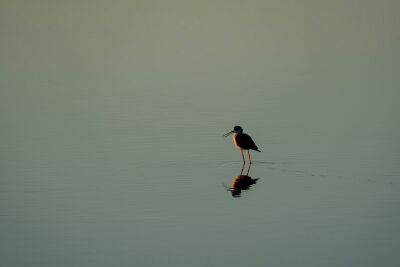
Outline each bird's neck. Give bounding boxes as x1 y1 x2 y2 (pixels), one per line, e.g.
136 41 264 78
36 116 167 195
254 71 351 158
233 132 241 142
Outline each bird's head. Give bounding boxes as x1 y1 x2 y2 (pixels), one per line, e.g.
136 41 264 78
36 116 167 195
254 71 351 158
223 125 243 137
233 126 243 134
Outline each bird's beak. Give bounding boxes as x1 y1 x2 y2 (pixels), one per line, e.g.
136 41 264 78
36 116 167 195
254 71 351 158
223 130 234 137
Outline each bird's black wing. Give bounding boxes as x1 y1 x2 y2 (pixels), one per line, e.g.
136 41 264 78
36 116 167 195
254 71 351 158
240 134 260 151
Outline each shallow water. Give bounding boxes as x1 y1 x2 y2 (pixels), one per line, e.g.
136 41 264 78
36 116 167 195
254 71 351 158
1 1 400 267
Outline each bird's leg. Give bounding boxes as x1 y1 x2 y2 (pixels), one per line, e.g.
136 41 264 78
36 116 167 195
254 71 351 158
240 162 245 175
241 150 245 163
248 150 252 164
246 163 251 176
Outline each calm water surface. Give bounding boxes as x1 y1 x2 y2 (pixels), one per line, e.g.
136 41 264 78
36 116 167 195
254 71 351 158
1 1 400 267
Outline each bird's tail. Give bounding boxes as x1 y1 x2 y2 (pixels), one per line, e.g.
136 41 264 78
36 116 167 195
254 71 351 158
254 148 261 152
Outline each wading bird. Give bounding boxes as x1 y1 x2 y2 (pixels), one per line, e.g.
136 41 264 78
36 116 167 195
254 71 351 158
223 126 260 164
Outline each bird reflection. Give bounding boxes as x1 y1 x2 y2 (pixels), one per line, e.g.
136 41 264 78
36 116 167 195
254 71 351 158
224 163 259 198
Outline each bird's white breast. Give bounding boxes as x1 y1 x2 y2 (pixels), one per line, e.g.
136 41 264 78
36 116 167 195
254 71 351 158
233 133 241 150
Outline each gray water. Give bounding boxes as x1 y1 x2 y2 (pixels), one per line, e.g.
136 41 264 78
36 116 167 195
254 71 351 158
1 1 400 266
